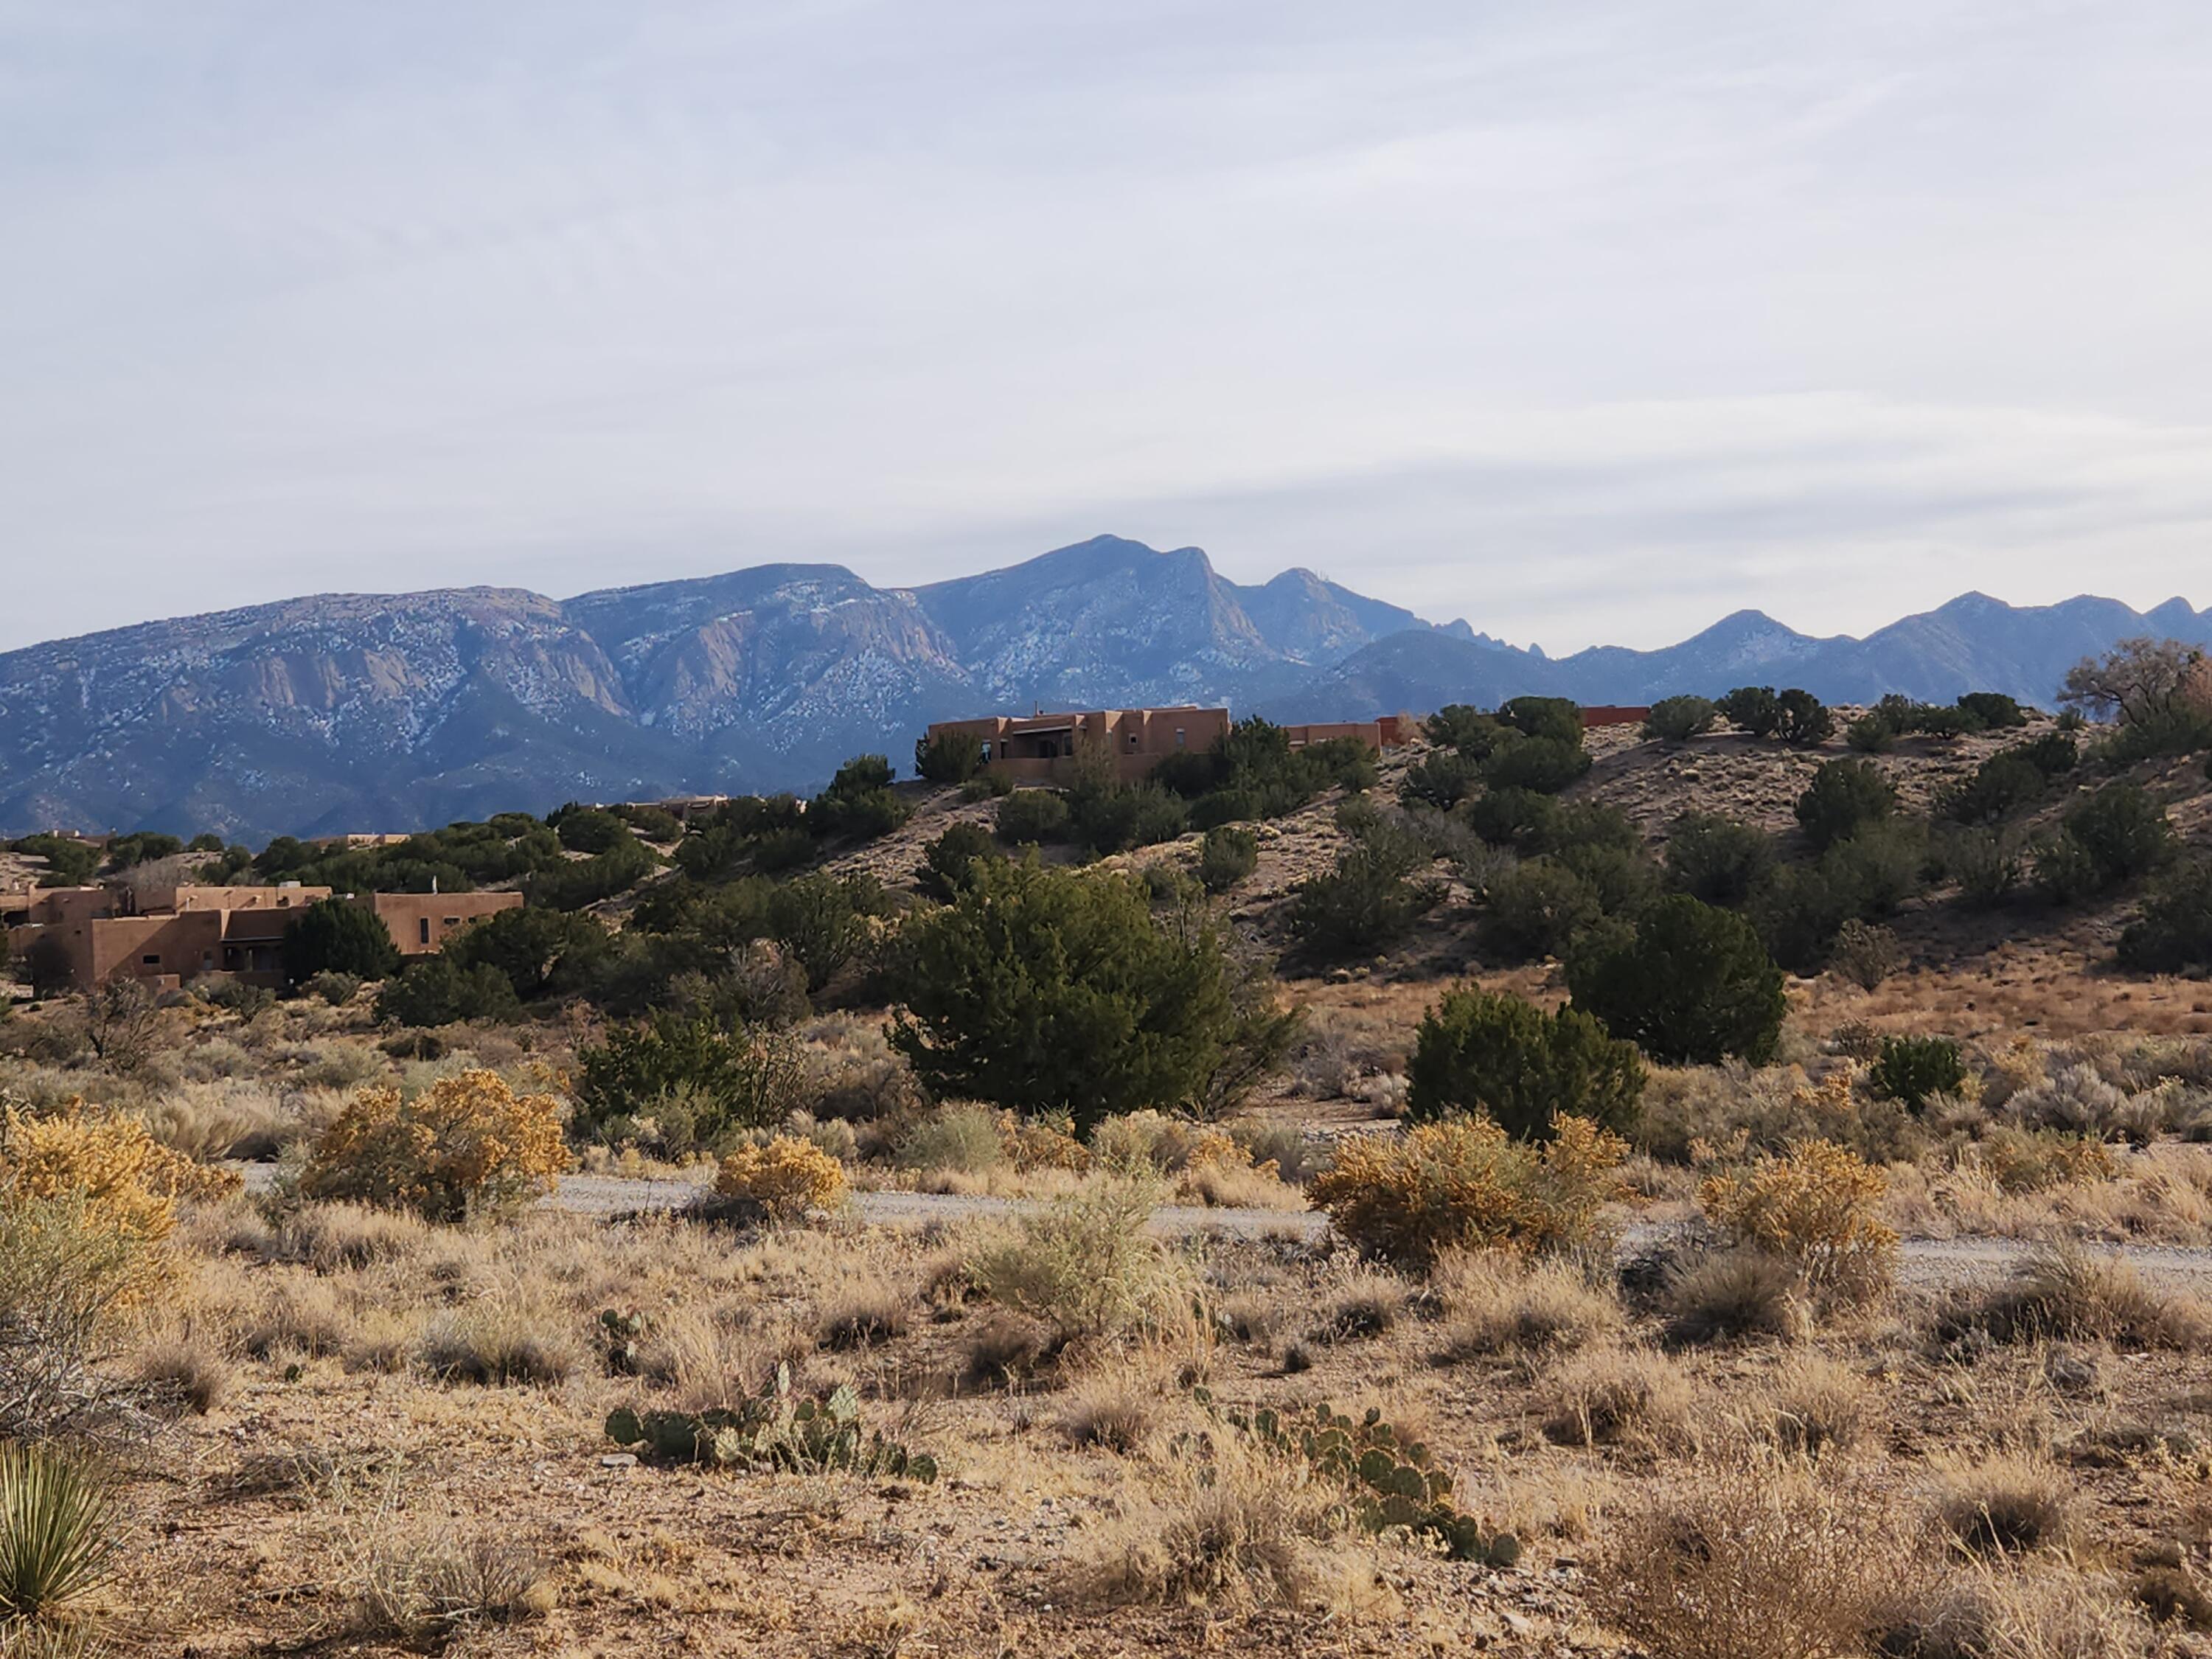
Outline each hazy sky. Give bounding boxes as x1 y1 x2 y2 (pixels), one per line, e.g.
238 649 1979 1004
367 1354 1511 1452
4 1 2211 654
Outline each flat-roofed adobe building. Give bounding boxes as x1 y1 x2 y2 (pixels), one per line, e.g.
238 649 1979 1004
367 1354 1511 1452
3 883 522 992
922 706 1407 787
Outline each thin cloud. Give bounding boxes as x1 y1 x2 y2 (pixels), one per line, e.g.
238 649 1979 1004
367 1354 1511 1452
1 1 2209 650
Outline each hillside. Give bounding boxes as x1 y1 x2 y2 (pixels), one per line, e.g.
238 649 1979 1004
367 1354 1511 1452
827 712 2212 1048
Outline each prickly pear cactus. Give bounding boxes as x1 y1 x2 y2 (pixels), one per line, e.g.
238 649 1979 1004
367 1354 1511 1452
1217 1395 1517 1565
605 1370 939 1484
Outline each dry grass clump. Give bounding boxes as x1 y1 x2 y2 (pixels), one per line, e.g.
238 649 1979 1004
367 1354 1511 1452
1305 1265 1407 1345
1056 1349 1184 1454
1432 1249 1622 1360
132 1079 299 1161
132 1320 235 1415
1592 1458 1896 1659
325 1481 554 1645
1172 1131 1306 1209
417 1297 585 1387
1756 1352 1871 1456
959 1312 1057 1388
215 1270 361 1361
1950 1247 2212 1349
891 1103 1007 1176
265 1202 433 1272
1895 1564 2154 1658
1540 1346 1694 1447
1663 1249 1810 1346
1067 1436 1368 1613
815 1275 914 1351
1935 1453 2077 1557
966 1172 1197 1345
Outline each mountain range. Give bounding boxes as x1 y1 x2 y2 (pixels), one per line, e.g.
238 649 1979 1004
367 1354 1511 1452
1 535 2205 841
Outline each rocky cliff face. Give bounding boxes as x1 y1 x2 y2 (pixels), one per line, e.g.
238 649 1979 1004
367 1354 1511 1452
2 535 2203 841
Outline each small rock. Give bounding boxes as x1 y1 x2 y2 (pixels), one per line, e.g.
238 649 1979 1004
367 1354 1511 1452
599 1453 638 1469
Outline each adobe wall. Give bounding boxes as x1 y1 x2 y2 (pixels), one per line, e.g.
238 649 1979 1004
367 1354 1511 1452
364 891 525 955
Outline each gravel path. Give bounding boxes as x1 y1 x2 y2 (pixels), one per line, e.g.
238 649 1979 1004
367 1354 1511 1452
235 1166 2212 1281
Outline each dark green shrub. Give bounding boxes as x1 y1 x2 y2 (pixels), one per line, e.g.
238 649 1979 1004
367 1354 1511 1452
1461 787 1565 853
1405 987 1644 1139
1846 712 1896 754
1186 787 1263 830
1663 814 1775 906
445 905 613 1000
1794 759 1896 852
613 804 685 843
529 837 660 909
1567 894 1785 1065
1911 704 1983 739
574 1012 803 1151
1956 692 2028 729
2065 783 2172 886
1752 862 1857 973
374 957 522 1026
1641 696 1716 744
914 729 984 785
1497 697 1584 746
916 822 1001 902
1557 842 1661 915
995 789 1071 844
764 872 884 992
1424 705 1508 757
1949 828 2023 907
1939 751 2048 825
103 830 183 870
1869 1035 1966 1110
1288 817 1441 959
1717 686 1782 738
960 770 1014 801
2116 859 2212 976
10 833 101 888
1482 735 1590 794
1482 859 1604 962
2014 732 2079 776
1399 748 1484 810
1068 781 1188 856
2028 832 2103 905
810 755 911 843
553 806 630 854
1821 821 1926 917
1197 826 1259 893
888 860 1240 1133
282 897 402 986
1775 689 1833 746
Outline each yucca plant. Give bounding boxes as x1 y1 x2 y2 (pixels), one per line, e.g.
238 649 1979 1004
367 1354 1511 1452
0 1442 117 1624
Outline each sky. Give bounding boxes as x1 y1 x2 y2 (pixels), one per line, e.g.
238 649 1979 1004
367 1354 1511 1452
3 0 2211 655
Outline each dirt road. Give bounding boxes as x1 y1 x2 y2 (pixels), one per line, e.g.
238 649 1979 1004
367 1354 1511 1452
237 1166 2212 1284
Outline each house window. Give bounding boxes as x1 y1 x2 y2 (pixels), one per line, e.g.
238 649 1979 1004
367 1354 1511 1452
140 953 159 966
418 918 431 945
443 917 459 928
1175 728 1186 748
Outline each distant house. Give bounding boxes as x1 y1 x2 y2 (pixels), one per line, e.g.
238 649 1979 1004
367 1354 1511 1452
2 881 522 992
922 706 1407 787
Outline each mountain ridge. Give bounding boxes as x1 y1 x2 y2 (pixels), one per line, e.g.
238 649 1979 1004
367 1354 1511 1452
2 535 2205 841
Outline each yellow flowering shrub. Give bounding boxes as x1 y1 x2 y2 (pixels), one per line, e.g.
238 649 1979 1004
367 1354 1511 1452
1698 1139 1897 1296
713 1135 848 1222
1001 1113 1091 1175
1310 1115 1627 1267
302 1068 571 1221
0 1104 238 1299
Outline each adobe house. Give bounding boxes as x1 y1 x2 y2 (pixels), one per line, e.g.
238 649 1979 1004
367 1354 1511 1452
359 891 524 956
924 706 1231 785
924 706 1409 787
4 882 522 992
5 881 334 991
